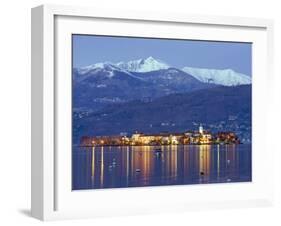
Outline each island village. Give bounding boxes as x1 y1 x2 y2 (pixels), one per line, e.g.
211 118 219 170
80 125 240 147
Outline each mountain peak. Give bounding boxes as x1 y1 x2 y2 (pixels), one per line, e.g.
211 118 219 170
116 56 170 72
182 66 251 86
145 56 156 61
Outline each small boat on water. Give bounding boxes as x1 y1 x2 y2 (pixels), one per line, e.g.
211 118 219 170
135 168 141 173
154 149 162 157
154 147 162 153
155 150 162 153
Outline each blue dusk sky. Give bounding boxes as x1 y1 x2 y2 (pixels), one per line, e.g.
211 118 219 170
73 34 252 76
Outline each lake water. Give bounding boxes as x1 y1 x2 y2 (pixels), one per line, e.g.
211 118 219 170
72 144 251 190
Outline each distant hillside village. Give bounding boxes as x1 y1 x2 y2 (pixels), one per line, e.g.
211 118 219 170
80 125 240 147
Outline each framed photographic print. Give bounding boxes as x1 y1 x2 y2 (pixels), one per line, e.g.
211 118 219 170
31 4 274 221
72 35 252 190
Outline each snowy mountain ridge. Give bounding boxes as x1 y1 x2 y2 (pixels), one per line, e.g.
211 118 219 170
116 56 170 72
77 62 129 76
75 56 251 86
182 67 251 86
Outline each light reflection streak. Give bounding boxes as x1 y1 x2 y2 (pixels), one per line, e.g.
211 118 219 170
199 145 211 182
100 146 104 187
217 144 220 178
74 144 251 189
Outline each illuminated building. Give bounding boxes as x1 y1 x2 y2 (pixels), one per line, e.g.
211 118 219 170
80 125 239 146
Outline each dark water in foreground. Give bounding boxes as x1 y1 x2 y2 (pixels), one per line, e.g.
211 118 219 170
72 144 251 190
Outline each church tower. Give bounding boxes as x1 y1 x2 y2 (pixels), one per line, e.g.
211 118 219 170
199 124 203 134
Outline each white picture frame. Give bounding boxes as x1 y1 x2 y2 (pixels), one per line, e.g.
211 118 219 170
31 4 274 221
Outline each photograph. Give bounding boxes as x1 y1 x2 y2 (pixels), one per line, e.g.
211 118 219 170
72 34 252 190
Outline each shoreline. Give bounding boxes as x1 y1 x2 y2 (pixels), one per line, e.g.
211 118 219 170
78 143 246 148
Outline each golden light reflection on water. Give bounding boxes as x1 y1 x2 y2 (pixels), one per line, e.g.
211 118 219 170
199 145 211 182
183 145 189 178
171 145 178 181
100 146 104 187
217 145 220 178
77 144 251 189
126 146 129 185
91 147 95 177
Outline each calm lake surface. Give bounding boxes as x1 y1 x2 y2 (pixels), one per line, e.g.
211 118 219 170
72 144 251 190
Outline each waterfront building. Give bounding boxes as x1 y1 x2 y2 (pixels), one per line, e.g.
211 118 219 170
170 135 179 145
80 125 239 146
215 132 240 144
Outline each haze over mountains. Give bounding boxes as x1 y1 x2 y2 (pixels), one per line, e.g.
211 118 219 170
73 56 252 144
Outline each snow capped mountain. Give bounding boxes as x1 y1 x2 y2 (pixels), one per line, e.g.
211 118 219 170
76 56 170 77
182 67 251 86
116 56 170 72
75 57 251 87
77 62 125 75
75 62 139 82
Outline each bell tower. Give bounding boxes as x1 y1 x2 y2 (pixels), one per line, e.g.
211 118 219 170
199 124 203 134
